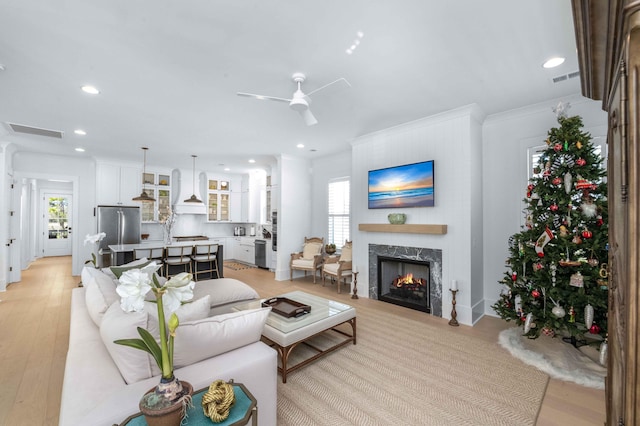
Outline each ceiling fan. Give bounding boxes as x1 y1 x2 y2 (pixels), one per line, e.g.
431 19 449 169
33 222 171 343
237 73 350 126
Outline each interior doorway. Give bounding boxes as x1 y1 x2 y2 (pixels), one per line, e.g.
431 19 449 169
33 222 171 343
42 191 72 257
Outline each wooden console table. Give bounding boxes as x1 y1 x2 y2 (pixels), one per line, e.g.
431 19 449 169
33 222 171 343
358 224 447 234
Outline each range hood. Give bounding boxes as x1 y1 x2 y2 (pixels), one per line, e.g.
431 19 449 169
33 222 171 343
171 168 206 215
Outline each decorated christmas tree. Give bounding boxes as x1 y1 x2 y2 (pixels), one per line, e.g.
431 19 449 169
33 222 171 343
492 103 608 343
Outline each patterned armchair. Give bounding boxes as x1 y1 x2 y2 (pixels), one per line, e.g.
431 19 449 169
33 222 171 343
290 237 324 283
322 240 352 293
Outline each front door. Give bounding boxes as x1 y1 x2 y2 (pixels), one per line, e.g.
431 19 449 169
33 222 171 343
43 192 72 257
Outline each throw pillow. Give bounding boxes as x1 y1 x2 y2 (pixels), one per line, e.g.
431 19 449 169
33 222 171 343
191 278 259 308
302 242 322 260
99 302 161 384
84 267 120 326
339 244 352 262
110 258 152 279
172 307 270 368
145 295 211 327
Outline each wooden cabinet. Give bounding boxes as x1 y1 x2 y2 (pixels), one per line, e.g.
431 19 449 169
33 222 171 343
573 2 640 424
96 163 141 205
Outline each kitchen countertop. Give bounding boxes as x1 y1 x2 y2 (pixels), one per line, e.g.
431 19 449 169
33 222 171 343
108 239 222 252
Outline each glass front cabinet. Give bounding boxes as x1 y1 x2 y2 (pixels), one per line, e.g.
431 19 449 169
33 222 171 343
141 171 171 222
207 178 230 221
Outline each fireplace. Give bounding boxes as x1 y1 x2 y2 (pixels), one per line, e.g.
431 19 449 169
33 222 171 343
368 244 443 318
378 257 430 312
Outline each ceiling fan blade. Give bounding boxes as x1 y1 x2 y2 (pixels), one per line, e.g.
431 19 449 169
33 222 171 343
236 92 291 103
305 77 351 97
299 109 318 126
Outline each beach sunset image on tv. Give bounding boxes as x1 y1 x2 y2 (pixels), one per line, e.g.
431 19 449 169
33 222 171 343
368 160 434 208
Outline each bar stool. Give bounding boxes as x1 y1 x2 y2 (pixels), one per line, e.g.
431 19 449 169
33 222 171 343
133 247 165 276
191 243 219 281
164 245 193 278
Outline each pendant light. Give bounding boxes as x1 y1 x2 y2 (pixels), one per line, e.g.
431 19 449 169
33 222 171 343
132 147 156 202
184 154 202 203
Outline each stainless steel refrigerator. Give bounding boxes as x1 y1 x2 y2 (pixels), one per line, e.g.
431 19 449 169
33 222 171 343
96 205 141 267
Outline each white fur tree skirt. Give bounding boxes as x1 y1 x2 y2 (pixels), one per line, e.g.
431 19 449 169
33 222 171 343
499 327 606 389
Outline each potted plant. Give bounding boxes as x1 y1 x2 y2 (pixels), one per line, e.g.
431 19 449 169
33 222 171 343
114 263 195 426
325 243 337 255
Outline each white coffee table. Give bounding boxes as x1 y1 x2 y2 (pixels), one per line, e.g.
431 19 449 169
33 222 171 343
233 290 356 383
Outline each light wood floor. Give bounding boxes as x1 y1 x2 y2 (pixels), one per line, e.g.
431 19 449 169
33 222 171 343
0 257 605 425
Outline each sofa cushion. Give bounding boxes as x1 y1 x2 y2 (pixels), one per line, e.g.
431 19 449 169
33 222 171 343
172 307 270 368
191 278 259 308
83 267 120 327
99 302 161 384
291 258 316 269
302 242 322 260
110 258 153 278
145 295 211 327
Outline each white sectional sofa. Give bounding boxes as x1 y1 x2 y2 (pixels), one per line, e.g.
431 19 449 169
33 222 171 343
59 265 277 426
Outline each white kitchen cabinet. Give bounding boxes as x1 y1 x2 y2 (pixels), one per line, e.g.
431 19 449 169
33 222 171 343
225 237 239 260
238 239 255 265
96 162 141 205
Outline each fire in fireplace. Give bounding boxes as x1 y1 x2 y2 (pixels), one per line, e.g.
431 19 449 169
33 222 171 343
378 256 430 312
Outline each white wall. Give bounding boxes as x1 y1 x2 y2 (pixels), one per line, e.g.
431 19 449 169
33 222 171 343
0 143 17 291
274 155 313 281
350 104 484 325
482 95 608 316
310 151 352 240
12 151 97 276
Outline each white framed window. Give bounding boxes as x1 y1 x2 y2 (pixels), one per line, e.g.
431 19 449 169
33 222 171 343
328 177 350 247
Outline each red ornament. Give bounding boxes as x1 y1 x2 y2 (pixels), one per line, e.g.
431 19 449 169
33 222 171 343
582 229 593 239
554 143 562 152
511 272 517 281
596 215 604 226
537 251 545 258
552 177 562 185
527 184 534 191
531 289 541 298
550 203 559 212
589 323 601 334
576 158 587 166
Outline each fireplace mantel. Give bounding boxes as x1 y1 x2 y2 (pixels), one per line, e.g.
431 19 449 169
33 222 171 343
358 223 447 235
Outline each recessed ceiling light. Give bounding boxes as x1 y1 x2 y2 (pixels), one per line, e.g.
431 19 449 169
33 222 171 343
248 159 256 163
224 167 230 171
297 143 304 148
0 64 5 71
74 129 86 135
75 147 85 152
543 57 565 68
81 85 100 94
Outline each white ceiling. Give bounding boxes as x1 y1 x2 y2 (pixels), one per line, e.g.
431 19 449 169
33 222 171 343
0 0 582 173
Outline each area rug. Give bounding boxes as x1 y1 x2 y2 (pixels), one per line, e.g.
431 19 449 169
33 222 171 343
276 305 549 425
498 327 606 390
223 261 255 271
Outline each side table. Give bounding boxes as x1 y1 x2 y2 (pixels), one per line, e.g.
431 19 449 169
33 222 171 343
118 382 257 426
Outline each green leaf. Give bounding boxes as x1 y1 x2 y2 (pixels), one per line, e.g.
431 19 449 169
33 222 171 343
137 327 163 368
113 338 152 354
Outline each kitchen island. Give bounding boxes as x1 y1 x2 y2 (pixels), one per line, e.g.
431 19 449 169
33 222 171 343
107 240 224 278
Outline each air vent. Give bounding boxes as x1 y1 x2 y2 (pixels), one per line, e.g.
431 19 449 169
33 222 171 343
7 122 63 139
552 70 580 84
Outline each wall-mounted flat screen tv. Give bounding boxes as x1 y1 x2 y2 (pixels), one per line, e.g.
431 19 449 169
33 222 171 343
368 160 434 209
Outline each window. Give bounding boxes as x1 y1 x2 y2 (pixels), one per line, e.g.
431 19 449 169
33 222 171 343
328 178 350 247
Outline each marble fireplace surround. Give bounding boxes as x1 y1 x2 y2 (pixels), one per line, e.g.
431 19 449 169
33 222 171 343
368 244 443 318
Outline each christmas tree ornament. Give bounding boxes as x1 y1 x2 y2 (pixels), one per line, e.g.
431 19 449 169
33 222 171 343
534 262 544 271
599 337 608 366
582 229 593 239
596 215 604 226
584 304 594 328
589 323 601 334
576 157 587 166
564 172 572 194
551 305 566 318
553 143 562 152
588 257 599 267
569 306 576 322
533 166 541 174
559 225 569 237
541 327 555 337
518 242 525 257
511 271 517 282
576 140 583 149
570 272 584 287
575 175 594 190
550 262 557 286
580 200 597 218
572 234 582 244
534 227 554 258
552 177 562 185
550 203 559 212
552 100 571 118
524 313 534 333
564 140 569 151
531 289 541 298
